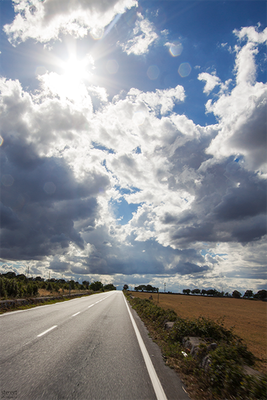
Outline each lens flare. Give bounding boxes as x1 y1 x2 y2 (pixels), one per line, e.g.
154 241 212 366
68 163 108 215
0 136 3 146
178 62 192 77
1 174 14 187
43 182 56 195
169 42 183 57
147 65 160 80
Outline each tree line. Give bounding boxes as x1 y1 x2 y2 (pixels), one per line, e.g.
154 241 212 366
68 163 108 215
0 271 116 299
182 288 267 299
124 283 266 300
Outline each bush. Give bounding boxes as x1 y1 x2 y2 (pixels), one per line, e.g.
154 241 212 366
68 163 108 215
0 277 7 298
170 316 236 345
208 343 261 398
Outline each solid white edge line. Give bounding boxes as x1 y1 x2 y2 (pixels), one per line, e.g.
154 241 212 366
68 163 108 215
123 295 168 400
37 325 57 337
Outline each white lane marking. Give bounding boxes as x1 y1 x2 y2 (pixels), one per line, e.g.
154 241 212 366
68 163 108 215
37 325 57 337
123 295 167 400
72 311 80 317
88 304 94 309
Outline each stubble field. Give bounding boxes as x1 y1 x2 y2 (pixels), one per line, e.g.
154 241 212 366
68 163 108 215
130 292 267 373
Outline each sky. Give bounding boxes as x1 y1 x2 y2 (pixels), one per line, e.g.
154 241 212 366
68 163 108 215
0 0 266 293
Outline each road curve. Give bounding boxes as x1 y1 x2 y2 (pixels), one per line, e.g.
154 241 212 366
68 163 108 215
0 291 190 400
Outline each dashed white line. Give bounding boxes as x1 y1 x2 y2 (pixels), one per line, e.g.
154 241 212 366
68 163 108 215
72 312 80 317
37 325 57 337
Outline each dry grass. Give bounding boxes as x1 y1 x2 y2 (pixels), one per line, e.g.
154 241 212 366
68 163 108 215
131 291 267 373
38 288 89 297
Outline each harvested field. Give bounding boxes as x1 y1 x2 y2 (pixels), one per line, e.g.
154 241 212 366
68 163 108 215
130 291 267 373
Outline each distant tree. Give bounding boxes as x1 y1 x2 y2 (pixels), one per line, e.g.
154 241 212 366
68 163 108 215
26 283 34 296
69 280 76 290
123 284 129 291
33 283 39 296
3 272 16 279
201 289 207 296
206 289 216 296
183 289 191 295
0 277 7 298
90 281 103 291
35 276 43 282
46 282 53 292
191 289 201 295
254 290 267 300
104 284 116 291
146 285 154 292
135 285 146 292
17 274 27 282
82 281 90 289
232 290 242 298
243 290 253 298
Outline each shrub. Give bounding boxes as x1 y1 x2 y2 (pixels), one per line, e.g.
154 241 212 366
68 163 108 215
170 316 236 345
0 277 7 298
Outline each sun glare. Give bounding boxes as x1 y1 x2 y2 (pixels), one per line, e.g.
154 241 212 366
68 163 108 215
62 54 93 83
45 53 95 103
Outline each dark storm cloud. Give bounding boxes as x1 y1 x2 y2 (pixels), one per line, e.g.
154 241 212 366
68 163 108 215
49 260 70 273
172 262 210 276
165 155 267 247
78 231 210 276
213 178 266 221
0 137 110 260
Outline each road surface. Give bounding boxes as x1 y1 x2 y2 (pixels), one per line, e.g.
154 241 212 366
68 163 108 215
0 291 190 400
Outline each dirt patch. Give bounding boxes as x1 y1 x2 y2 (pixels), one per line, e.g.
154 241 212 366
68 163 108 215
131 292 267 374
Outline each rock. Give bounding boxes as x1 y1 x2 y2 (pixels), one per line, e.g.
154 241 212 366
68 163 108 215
164 321 175 330
201 355 212 372
207 343 217 352
243 365 263 377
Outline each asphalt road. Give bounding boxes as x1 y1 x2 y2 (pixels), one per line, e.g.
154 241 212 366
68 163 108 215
0 291 190 400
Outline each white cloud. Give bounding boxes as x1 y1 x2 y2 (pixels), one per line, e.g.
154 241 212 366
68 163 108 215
198 72 221 94
201 26 267 173
118 12 158 55
0 24 266 292
4 0 137 45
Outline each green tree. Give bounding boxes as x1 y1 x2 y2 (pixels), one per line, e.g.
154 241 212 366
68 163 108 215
26 283 34 296
90 281 103 291
192 288 201 295
183 289 191 295
232 290 242 298
103 284 116 291
243 290 253 298
123 284 129 291
0 277 7 298
254 289 267 300
82 280 90 289
46 282 53 292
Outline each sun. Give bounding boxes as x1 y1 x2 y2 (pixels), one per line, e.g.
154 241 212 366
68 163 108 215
62 54 92 83
45 53 94 103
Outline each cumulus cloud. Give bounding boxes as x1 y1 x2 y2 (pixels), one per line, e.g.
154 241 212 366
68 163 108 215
201 26 267 174
198 72 221 94
0 23 266 291
118 12 158 55
4 0 137 45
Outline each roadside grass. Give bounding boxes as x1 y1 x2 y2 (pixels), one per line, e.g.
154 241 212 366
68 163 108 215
125 293 267 400
132 291 267 374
